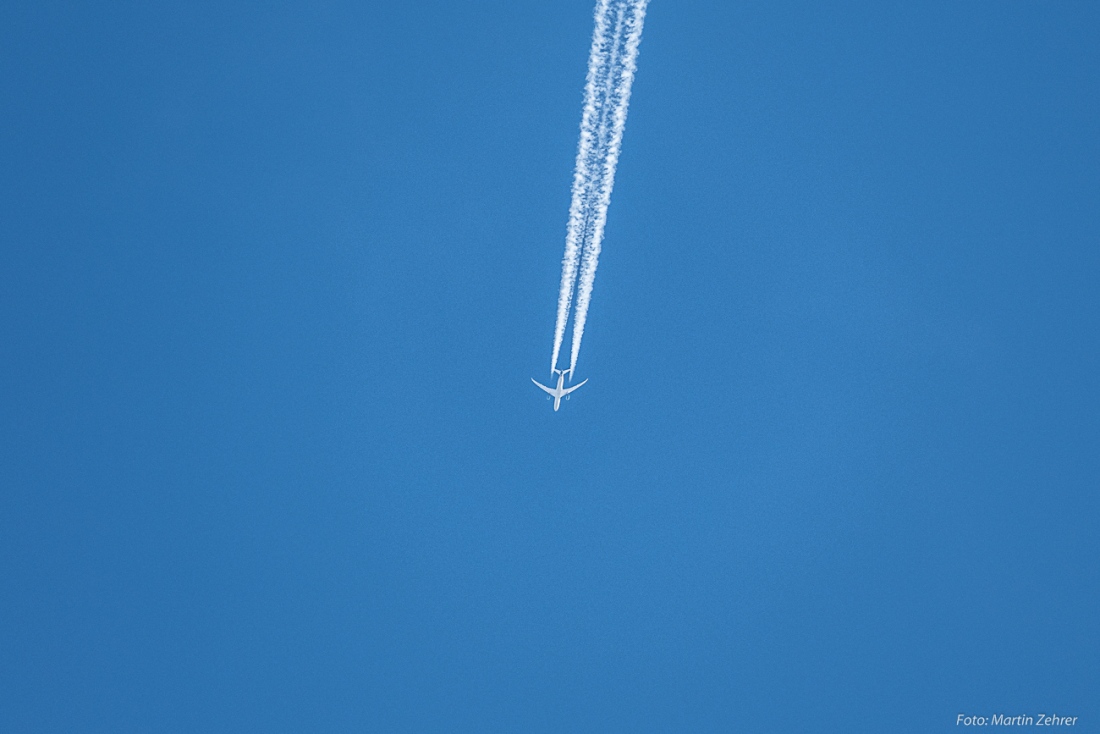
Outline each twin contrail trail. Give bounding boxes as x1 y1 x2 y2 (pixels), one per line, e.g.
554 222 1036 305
550 0 649 378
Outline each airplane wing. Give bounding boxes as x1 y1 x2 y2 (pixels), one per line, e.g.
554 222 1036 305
531 378 557 396
561 378 588 395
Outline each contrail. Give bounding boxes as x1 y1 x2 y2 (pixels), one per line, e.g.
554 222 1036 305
550 0 614 374
550 0 649 377
569 0 646 376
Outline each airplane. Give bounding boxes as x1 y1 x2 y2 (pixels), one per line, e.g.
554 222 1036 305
531 368 588 411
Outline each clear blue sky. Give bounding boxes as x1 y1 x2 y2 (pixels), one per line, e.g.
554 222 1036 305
2 1 1097 731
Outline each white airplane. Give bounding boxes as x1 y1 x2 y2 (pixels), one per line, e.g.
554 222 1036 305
531 368 588 411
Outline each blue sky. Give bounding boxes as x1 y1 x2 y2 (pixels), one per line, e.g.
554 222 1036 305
2 1 1098 731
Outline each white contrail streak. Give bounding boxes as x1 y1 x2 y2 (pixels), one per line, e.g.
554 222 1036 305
550 0 613 374
569 0 646 376
550 0 648 378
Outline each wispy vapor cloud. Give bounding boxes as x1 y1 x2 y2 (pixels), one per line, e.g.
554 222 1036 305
550 0 648 377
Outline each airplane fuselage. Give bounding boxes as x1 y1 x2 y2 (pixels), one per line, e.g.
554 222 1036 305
549 372 567 411
531 370 588 411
